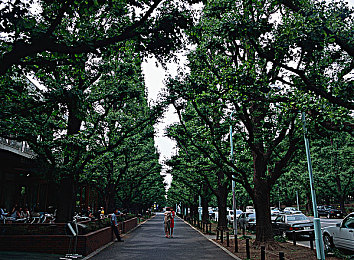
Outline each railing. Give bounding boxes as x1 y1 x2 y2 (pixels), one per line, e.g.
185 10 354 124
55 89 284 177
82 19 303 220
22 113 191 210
0 137 36 158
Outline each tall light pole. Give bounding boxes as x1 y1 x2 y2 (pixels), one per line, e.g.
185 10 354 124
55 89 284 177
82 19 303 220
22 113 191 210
301 112 325 260
230 111 238 252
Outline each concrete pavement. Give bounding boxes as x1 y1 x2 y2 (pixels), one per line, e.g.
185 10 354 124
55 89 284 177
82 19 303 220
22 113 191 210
90 213 236 260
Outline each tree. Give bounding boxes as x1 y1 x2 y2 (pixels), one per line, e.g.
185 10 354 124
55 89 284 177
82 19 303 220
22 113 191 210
0 0 195 74
165 0 353 243
0 42 163 221
166 106 231 229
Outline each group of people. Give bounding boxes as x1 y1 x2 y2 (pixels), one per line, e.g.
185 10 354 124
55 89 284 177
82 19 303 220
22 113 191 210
164 207 175 238
0 204 38 222
81 206 105 220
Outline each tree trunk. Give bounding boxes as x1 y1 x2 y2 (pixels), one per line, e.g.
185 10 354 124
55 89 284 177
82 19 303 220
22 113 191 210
216 175 228 230
56 177 76 223
201 195 209 223
254 178 273 242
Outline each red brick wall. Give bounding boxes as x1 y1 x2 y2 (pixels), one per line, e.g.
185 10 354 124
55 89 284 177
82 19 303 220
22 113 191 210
0 218 138 256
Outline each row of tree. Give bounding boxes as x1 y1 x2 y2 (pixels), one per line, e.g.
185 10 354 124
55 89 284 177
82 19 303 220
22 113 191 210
165 0 353 244
0 0 352 244
0 0 199 221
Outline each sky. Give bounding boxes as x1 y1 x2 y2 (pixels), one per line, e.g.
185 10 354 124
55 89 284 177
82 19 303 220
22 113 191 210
142 56 188 188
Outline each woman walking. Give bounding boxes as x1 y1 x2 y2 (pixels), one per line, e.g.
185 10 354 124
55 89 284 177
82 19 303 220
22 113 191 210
170 207 175 238
164 207 172 238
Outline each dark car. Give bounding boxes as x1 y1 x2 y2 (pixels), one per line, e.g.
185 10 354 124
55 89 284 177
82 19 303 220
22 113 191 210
317 205 343 219
272 214 314 238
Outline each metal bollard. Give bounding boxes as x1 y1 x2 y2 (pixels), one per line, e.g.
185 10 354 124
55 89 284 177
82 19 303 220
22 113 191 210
246 238 250 259
217 229 219 240
292 230 296 246
226 231 229 247
261 246 265 260
221 230 224 244
279 251 284 260
310 233 314 250
235 232 238 252
242 225 245 236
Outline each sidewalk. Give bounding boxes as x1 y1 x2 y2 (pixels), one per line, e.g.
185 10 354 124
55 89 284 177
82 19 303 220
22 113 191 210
89 213 237 260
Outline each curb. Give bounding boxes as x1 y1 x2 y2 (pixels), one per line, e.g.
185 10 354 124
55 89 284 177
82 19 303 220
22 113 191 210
82 215 156 260
179 217 242 260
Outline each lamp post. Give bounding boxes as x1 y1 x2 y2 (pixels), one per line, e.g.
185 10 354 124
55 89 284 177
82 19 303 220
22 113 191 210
229 111 238 252
301 112 325 260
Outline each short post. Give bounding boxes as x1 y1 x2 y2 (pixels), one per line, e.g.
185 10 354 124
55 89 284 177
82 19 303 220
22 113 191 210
242 225 245 236
221 230 224 244
292 231 297 246
279 252 284 260
246 238 250 259
217 229 219 240
226 231 230 247
235 231 238 252
261 246 265 260
310 232 314 250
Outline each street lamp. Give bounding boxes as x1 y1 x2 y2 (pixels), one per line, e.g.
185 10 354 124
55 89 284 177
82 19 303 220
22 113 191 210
301 112 325 260
229 110 238 252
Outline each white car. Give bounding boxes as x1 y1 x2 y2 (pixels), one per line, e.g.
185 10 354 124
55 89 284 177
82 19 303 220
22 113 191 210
322 212 354 252
245 206 255 213
227 209 243 224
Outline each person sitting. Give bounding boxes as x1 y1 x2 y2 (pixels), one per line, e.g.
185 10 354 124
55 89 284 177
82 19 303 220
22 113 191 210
82 206 94 219
0 206 6 222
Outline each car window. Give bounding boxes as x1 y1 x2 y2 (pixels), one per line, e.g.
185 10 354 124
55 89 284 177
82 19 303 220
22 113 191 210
343 216 354 229
286 215 307 222
275 216 282 222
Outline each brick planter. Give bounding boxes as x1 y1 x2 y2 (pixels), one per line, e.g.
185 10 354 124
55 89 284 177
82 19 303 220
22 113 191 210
0 217 138 256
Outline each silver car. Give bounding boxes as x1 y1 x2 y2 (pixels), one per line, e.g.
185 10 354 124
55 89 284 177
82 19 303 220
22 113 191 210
322 212 354 252
238 212 256 230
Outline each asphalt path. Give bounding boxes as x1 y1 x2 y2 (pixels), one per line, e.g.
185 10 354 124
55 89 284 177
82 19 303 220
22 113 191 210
297 217 343 248
90 213 236 260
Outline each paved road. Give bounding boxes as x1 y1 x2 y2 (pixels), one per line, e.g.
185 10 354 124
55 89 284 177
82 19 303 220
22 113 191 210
90 213 235 260
297 217 342 248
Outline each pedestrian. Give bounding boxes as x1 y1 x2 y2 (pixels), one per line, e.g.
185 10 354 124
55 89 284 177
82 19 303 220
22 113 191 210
164 207 172 238
111 209 124 242
170 207 176 238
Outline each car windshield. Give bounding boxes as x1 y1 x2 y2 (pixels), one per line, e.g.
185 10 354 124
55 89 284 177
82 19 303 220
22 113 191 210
286 215 307 222
236 210 242 214
248 214 256 218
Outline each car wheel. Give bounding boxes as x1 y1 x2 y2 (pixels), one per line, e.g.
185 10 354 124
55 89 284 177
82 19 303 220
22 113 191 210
327 214 331 219
323 234 334 251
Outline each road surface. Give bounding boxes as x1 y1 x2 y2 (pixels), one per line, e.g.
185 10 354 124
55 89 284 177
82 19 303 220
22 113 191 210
90 213 236 260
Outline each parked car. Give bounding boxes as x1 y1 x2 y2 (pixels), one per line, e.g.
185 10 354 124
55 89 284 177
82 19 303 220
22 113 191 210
317 205 343 219
272 213 314 238
245 206 255 213
209 208 218 221
238 212 256 230
271 207 281 221
227 209 243 224
283 207 302 214
322 212 354 252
